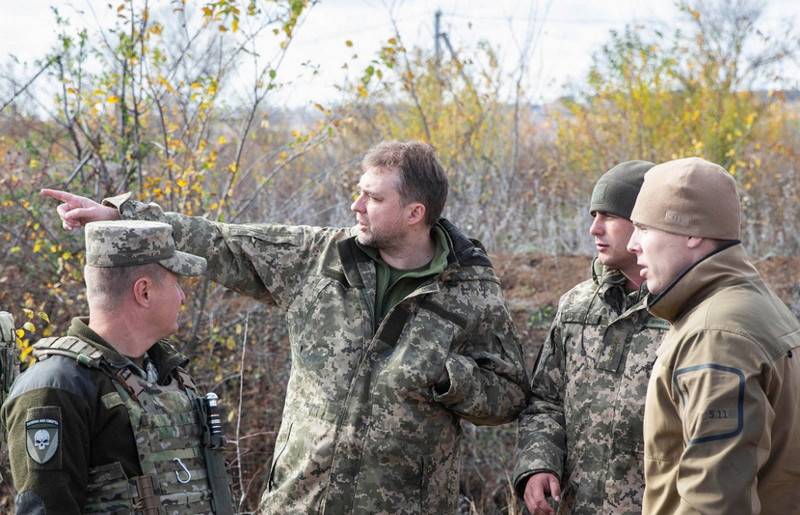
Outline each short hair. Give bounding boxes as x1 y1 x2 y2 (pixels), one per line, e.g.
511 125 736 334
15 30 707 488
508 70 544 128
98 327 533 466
84 263 167 311
362 141 448 226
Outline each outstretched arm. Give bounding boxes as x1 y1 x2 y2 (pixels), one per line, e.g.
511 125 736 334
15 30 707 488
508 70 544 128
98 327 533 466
45 188 331 308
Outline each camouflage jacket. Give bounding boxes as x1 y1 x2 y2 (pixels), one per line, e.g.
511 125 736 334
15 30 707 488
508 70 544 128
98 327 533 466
1 311 16 485
1 311 15 405
0 318 199 513
107 194 529 515
514 260 668 514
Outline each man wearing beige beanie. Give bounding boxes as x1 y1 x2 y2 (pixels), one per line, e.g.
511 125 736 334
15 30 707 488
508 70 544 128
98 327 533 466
627 157 800 514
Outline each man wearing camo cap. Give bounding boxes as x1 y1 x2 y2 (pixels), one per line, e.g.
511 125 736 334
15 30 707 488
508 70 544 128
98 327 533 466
1 221 235 514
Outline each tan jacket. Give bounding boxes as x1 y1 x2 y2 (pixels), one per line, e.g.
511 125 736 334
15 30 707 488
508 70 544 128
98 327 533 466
643 244 800 514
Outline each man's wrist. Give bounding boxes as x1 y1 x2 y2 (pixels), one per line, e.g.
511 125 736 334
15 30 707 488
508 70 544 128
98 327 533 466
101 192 132 218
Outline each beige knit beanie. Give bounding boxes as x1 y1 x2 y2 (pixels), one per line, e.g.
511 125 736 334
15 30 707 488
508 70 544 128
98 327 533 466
630 157 740 240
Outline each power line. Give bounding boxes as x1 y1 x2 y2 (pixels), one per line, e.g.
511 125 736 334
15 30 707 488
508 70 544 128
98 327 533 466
444 12 669 25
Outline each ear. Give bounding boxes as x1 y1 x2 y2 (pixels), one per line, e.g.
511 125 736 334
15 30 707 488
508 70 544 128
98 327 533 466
132 276 152 307
406 202 427 226
686 236 705 249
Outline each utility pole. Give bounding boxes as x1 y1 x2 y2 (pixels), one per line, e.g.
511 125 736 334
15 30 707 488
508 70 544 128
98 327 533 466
435 15 482 113
434 9 442 66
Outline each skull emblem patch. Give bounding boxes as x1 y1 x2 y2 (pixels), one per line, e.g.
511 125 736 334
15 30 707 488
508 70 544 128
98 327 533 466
34 429 50 449
26 417 60 464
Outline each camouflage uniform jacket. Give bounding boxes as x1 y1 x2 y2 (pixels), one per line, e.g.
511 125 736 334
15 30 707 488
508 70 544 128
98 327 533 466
106 193 529 515
0 317 201 513
514 259 668 514
1 311 16 486
1 311 16 407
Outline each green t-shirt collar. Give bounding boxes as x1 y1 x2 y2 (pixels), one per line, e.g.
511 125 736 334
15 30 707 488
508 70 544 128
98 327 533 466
356 225 450 321
355 225 450 277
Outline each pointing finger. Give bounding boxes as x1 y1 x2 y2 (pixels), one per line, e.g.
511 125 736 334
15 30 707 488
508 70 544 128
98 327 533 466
41 188 83 205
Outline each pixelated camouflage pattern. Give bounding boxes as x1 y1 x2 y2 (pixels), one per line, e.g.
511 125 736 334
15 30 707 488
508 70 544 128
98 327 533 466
105 193 529 515
1 311 15 485
85 219 207 276
34 336 219 514
0 311 15 403
515 259 668 515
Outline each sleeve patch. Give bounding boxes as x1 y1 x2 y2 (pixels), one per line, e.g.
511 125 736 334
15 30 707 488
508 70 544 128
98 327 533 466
673 363 745 445
25 406 62 468
101 391 124 410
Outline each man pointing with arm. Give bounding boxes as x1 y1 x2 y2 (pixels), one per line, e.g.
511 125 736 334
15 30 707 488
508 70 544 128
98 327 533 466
43 140 529 514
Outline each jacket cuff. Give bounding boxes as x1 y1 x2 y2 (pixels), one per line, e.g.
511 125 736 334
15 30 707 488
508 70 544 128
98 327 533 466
512 468 560 499
431 355 469 405
102 192 133 217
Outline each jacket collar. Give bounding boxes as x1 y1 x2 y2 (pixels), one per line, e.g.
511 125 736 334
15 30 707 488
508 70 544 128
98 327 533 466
646 242 753 323
337 218 494 290
591 258 647 314
436 218 492 268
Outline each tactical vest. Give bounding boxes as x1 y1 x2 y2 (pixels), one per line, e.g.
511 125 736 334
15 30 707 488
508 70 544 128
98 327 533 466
33 336 232 515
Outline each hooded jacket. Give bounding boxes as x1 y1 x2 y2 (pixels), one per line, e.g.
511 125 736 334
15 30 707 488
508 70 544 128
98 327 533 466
643 244 800 514
106 194 529 515
515 260 668 514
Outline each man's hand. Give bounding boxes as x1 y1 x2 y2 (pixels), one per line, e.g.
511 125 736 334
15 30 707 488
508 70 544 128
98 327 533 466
41 189 119 230
523 472 561 515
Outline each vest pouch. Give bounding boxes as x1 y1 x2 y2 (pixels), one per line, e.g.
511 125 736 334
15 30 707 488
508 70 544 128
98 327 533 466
84 461 135 513
135 405 214 513
1 311 17 404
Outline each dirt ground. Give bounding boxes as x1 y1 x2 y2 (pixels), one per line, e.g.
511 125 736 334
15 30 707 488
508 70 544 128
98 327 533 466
492 253 800 367
495 252 800 312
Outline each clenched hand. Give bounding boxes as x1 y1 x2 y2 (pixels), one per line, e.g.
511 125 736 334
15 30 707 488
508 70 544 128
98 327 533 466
524 472 561 515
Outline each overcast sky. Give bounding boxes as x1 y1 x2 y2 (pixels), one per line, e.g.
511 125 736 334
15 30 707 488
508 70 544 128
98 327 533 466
2 0 797 108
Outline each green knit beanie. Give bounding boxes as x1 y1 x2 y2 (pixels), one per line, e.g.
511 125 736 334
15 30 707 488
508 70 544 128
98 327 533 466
590 160 655 219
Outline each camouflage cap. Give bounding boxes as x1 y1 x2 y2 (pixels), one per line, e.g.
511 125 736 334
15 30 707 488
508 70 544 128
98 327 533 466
84 220 207 276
